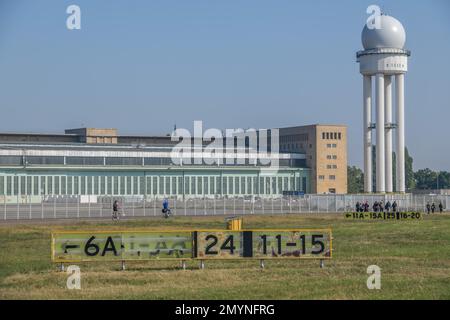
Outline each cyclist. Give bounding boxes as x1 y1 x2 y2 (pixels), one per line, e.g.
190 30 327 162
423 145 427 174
162 198 171 218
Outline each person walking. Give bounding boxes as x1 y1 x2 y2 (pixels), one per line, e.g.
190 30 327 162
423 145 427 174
385 201 391 213
112 200 120 221
431 202 436 213
364 201 369 212
356 201 361 213
439 202 444 213
426 202 431 214
373 201 378 212
392 201 398 213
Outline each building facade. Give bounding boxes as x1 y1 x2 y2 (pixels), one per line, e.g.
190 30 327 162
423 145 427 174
279 124 347 194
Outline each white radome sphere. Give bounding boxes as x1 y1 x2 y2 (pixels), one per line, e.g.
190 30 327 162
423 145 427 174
362 15 406 49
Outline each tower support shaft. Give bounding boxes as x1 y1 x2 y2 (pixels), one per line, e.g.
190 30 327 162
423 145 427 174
363 75 373 193
384 76 393 193
396 74 406 193
375 73 385 193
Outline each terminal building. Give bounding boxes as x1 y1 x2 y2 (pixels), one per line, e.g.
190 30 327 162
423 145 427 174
0 125 347 200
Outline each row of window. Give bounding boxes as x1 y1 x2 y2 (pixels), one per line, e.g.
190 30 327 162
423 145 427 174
326 155 338 160
280 134 308 143
0 174 308 196
326 144 338 148
280 143 306 152
0 156 304 168
318 175 336 180
326 165 338 169
322 132 342 140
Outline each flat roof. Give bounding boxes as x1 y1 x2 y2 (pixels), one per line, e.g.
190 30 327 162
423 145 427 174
279 124 347 129
0 142 254 152
0 132 169 139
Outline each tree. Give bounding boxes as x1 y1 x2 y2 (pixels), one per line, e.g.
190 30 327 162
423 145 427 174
351 146 450 192
405 147 416 191
414 169 450 190
414 168 437 190
437 171 450 189
393 147 416 191
372 146 415 192
347 166 364 194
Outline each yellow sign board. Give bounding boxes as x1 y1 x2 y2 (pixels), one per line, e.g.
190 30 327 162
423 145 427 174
52 231 193 263
52 229 332 262
195 230 332 260
344 212 423 220
251 230 332 259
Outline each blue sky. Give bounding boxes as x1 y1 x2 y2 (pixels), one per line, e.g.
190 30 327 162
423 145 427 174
0 0 449 170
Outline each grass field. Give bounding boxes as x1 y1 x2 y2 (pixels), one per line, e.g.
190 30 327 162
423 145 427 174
1 213 450 300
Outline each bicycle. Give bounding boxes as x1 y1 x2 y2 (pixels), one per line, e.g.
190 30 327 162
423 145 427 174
162 208 172 219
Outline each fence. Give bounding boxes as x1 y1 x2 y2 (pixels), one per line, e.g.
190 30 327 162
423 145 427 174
1 193 449 220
